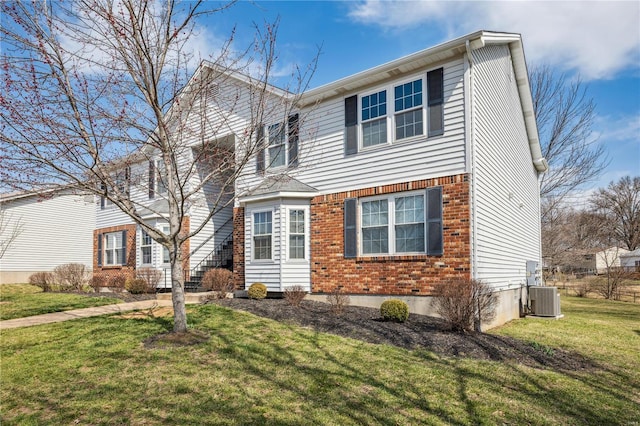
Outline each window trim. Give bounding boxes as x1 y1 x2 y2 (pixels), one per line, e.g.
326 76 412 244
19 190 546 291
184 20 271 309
259 113 299 172
252 209 274 262
102 231 126 266
286 208 307 261
160 225 170 265
349 68 444 155
140 230 153 265
357 190 432 257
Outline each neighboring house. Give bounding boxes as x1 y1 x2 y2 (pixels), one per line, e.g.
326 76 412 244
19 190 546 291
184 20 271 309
0 189 95 284
91 30 547 329
620 249 640 271
595 247 630 274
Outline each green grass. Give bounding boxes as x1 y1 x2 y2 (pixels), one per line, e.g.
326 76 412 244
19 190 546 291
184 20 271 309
1 296 638 425
0 284 122 320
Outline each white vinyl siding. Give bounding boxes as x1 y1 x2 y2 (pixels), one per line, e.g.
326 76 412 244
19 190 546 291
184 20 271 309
471 44 542 290
237 58 467 198
244 201 311 292
0 192 95 282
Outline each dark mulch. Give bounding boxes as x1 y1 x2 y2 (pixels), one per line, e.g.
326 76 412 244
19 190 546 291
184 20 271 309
214 298 598 373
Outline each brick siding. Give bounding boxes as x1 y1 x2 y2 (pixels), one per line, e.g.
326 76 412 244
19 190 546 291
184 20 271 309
310 174 471 295
233 207 245 289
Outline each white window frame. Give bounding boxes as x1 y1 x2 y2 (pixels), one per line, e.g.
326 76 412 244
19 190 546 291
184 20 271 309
140 230 153 265
266 122 287 170
156 160 168 196
252 210 273 261
103 232 125 266
359 191 427 256
287 208 307 261
358 73 430 151
160 225 170 265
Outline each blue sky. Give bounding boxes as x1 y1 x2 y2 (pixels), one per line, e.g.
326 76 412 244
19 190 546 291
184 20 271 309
197 0 640 195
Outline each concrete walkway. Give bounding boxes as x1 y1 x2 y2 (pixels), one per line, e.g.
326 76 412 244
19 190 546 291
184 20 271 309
0 299 173 330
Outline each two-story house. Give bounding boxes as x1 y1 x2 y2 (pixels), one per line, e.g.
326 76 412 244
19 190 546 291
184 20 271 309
93 30 546 328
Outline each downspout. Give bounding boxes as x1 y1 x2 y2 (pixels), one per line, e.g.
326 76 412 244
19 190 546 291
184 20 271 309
465 40 478 283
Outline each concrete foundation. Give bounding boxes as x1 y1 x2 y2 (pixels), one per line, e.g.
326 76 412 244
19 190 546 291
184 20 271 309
307 286 525 330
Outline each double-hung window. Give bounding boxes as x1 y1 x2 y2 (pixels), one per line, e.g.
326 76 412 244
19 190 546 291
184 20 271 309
361 199 389 254
361 90 387 148
141 231 153 264
253 211 272 260
257 114 299 173
268 123 286 168
289 209 305 260
361 195 425 255
161 225 170 264
103 231 126 266
354 188 441 256
394 79 423 140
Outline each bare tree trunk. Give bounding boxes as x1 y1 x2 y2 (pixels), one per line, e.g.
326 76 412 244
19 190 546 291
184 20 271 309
170 247 188 333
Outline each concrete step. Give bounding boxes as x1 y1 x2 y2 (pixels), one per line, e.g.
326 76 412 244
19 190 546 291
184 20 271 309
156 291 215 304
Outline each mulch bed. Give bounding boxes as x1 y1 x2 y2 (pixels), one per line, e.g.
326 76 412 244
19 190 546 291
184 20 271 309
214 298 598 372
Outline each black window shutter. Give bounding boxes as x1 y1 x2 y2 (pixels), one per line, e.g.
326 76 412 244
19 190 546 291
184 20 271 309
344 95 358 156
97 233 103 267
427 68 444 137
344 198 357 258
256 125 265 173
148 161 155 199
426 186 443 256
100 182 106 209
288 113 299 168
120 230 127 265
124 166 131 197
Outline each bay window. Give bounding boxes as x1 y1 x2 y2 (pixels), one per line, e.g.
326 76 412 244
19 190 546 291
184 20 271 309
253 211 272 260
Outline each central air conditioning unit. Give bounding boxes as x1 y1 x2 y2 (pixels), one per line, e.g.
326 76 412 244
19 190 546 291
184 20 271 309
529 286 561 317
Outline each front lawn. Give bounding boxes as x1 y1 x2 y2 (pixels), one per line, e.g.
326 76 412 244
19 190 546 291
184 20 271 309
1 295 638 424
0 284 122 320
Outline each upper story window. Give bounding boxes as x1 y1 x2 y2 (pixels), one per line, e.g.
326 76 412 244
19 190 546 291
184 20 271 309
148 160 167 199
100 167 130 209
394 79 423 140
253 211 272 260
268 123 286 168
257 114 299 173
361 90 387 148
344 68 443 156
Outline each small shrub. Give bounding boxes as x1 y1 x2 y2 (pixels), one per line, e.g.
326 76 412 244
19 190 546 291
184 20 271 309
201 268 234 299
54 263 90 291
574 281 591 298
89 274 108 291
108 271 131 292
284 285 307 307
136 267 162 291
125 278 150 294
28 271 55 292
326 287 350 315
380 299 409 322
247 282 267 299
432 278 497 332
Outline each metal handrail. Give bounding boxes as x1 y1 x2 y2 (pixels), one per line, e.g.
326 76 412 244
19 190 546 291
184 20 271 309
186 231 233 282
187 215 233 259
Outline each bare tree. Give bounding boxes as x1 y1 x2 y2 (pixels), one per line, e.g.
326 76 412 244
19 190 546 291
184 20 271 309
0 209 24 259
530 65 609 211
0 1 315 332
590 176 640 251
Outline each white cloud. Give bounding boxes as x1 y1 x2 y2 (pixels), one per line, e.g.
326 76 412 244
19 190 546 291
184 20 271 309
347 0 640 80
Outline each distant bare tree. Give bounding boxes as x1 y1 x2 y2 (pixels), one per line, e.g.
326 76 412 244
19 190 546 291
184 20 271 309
0 210 23 259
590 176 640 251
530 65 608 213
